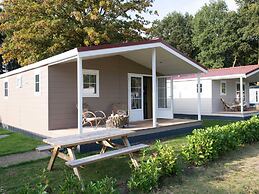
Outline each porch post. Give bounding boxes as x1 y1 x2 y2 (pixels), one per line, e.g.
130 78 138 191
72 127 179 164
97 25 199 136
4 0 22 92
197 74 201 121
240 77 244 114
152 48 157 127
171 77 174 119
77 56 83 134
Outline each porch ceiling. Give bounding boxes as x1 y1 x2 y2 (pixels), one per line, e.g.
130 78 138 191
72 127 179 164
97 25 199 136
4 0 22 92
121 47 202 76
246 72 259 83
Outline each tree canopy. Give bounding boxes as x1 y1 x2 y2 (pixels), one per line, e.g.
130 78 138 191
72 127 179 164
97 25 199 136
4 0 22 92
150 12 196 58
0 0 155 66
150 0 259 68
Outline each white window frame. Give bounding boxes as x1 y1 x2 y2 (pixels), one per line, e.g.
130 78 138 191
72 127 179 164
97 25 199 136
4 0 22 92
3 79 8 98
82 69 99 97
16 75 22 88
220 81 227 95
34 70 41 96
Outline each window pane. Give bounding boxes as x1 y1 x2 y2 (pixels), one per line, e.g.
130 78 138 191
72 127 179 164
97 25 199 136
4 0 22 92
83 83 90 89
35 74 39 82
90 75 96 83
131 99 141 109
131 77 141 88
90 84 96 94
4 89 8 96
131 87 141 98
35 83 39 92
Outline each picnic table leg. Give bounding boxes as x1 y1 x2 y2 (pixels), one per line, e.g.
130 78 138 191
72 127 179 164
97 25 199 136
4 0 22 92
100 145 107 154
67 148 83 180
122 136 139 168
47 146 59 171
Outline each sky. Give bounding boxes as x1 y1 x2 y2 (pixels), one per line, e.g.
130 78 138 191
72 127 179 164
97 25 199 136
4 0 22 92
144 0 238 22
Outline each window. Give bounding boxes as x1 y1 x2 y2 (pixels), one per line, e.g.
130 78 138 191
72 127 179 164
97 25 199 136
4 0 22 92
196 83 202 93
16 75 22 88
34 71 41 95
158 77 171 108
83 69 99 97
220 81 226 95
4 81 8 97
236 82 245 102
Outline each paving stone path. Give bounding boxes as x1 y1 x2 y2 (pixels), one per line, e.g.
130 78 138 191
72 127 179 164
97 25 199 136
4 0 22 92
0 151 50 168
0 135 9 139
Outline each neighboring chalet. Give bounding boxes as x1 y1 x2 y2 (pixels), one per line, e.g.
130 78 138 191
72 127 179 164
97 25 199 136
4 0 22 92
173 64 259 119
0 39 207 138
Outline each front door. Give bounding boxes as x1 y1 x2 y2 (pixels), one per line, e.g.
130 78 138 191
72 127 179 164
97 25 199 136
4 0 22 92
128 74 144 121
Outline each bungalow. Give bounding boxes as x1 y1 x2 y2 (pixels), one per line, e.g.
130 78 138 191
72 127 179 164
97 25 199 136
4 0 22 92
0 39 207 137
173 64 259 119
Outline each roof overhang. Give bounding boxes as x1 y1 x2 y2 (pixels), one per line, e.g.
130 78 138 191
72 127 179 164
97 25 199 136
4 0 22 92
0 39 207 79
78 40 207 76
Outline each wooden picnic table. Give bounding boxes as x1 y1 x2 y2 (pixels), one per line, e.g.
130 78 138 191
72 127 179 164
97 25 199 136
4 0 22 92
41 128 144 181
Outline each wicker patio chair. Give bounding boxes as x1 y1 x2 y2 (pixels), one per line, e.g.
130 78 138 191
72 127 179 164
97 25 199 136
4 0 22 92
106 103 129 128
78 103 106 128
221 98 239 111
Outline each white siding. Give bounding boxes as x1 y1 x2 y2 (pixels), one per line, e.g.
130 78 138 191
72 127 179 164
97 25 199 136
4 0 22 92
173 79 212 115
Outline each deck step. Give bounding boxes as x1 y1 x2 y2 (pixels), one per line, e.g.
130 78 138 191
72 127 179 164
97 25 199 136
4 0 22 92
36 145 54 152
66 144 149 168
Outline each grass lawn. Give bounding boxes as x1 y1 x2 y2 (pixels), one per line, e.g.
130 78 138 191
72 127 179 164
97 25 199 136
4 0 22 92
1 119 248 193
0 128 42 156
156 143 259 194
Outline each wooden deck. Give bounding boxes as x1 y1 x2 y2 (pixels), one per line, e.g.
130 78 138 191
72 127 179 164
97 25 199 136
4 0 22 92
210 110 259 118
23 118 201 138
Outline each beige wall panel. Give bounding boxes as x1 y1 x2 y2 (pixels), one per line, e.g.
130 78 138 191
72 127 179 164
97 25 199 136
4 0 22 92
48 55 152 130
0 66 48 131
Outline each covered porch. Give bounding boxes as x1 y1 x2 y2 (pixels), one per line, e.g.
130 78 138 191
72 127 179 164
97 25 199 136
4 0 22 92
215 67 259 117
74 40 207 134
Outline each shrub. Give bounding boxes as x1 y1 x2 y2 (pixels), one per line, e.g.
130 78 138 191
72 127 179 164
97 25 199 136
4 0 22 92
59 171 82 194
152 141 179 175
127 152 160 192
85 177 119 194
127 141 179 192
182 116 259 166
20 170 119 194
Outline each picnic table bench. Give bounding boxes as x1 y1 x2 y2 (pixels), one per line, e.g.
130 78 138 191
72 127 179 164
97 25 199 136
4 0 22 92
36 128 148 181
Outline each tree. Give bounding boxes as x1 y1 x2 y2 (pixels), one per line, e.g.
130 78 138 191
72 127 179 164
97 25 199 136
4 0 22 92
235 0 259 64
192 1 234 68
0 8 4 74
150 12 196 58
0 0 156 66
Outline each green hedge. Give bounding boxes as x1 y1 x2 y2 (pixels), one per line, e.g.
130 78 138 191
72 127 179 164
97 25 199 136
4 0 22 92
127 141 179 192
182 116 259 166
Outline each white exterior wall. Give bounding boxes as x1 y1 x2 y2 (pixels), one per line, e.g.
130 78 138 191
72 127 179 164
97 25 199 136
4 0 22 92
0 66 48 131
173 79 213 115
